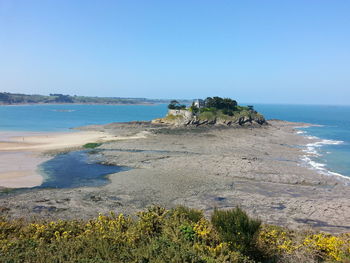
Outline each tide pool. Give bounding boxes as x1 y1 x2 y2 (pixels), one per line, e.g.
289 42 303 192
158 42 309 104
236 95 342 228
38 150 128 189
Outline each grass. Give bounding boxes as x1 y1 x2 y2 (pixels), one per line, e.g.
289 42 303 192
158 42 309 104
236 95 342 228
164 114 184 121
0 206 349 262
83 142 103 149
198 111 216 121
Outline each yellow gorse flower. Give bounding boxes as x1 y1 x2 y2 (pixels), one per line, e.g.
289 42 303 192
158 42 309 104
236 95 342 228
303 233 346 262
193 218 212 238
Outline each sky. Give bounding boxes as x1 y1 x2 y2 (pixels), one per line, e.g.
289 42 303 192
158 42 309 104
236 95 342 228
0 0 349 104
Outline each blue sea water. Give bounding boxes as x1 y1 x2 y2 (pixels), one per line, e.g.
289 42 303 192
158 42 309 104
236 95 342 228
0 103 349 182
253 104 350 179
0 104 168 132
0 104 167 189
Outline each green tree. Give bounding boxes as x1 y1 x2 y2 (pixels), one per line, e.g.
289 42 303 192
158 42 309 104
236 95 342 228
168 100 186 110
205 97 237 110
168 100 179 109
189 103 199 114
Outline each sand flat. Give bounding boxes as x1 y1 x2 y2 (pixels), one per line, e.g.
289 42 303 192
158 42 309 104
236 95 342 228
0 131 117 152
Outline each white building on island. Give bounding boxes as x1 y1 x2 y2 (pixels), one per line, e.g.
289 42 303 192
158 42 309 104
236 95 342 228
193 99 205 108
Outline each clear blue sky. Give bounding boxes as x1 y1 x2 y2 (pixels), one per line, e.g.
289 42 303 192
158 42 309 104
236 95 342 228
0 0 349 104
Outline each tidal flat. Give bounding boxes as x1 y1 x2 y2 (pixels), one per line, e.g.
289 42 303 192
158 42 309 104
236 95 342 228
0 120 349 233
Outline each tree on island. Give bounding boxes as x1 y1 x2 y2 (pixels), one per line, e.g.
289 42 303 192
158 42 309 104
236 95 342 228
205 97 237 110
168 100 186 110
189 102 199 114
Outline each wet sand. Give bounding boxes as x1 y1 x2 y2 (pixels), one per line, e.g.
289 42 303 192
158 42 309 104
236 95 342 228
0 121 349 233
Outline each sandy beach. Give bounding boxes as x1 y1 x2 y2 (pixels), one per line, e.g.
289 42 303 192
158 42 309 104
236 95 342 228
0 121 349 234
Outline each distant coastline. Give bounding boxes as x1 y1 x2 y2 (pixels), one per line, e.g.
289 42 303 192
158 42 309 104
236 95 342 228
0 91 191 106
0 102 156 106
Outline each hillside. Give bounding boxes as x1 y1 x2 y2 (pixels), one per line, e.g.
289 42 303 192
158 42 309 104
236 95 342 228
0 92 190 105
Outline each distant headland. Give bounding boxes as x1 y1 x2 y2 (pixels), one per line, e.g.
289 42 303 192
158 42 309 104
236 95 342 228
0 92 191 105
153 96 267 126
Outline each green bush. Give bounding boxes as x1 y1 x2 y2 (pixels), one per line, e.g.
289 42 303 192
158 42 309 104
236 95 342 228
164 114 183 121
1 207 347 262
83 142 102 149
199 111 216 121
0 207 252 263
199 107 216 113
211 207 261 257
171 206 203 223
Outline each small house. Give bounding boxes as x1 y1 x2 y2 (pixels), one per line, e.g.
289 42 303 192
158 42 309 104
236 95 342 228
193 99 205 108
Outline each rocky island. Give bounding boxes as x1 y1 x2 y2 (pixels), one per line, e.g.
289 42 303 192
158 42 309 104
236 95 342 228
153 97 267 126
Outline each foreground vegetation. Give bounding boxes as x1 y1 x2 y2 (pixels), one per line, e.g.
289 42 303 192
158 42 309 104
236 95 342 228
0 206 349 262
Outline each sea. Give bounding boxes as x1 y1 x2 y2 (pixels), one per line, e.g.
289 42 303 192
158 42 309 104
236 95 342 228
254 104 350 179
0 103 349 182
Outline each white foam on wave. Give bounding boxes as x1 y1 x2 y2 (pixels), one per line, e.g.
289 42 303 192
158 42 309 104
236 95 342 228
307 139 344 147
306 135 319 140
296 127 348 181
303 139 344 157
302 146 321 156
299 155 350 181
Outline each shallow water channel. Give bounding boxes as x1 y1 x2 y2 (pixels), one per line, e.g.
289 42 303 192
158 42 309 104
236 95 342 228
37 150 128 189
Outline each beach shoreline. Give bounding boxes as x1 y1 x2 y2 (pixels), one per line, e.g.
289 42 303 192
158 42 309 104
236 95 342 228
0 120 349 233
0 129 137 188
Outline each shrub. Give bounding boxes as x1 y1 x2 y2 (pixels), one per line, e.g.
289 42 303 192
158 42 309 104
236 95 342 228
222 108 234 116
164 114 183 121
189 104 199 114
83 142 102 149
199 111 216 121
199 107 216 113
211 207 261 257
171 206 203 223
0 207 349 262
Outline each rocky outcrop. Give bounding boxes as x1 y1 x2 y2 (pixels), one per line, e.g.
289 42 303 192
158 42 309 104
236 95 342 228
152 111 267 127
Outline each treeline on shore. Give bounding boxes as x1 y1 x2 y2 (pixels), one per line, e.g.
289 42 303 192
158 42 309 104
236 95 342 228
0 92 186 105
1 206 349 262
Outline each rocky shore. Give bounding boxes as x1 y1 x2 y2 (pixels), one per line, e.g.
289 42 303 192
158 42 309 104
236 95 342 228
0 120 349 233
152 108 267 126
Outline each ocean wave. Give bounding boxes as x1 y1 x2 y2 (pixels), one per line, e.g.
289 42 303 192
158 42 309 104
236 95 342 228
306 135 319 140
301 138 343 157
302 146 321 156
300 155 349 181
296 128 348 181
306 139 344 147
